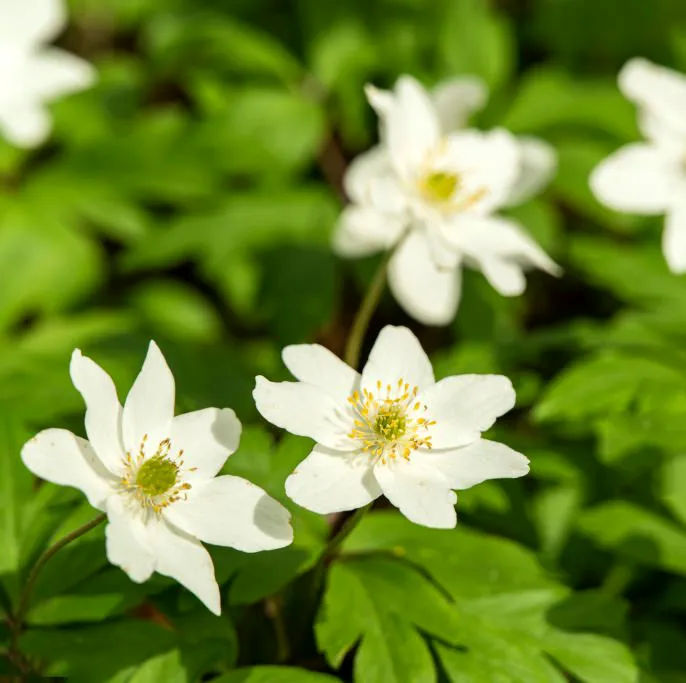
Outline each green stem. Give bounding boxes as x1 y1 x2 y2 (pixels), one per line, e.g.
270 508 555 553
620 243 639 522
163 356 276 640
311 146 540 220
265 595 290 663
323 504 371 562
9 514 106 659
344 256 388 369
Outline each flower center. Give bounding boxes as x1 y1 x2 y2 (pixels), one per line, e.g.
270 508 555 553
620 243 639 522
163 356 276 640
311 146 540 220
136 455 178 496
120 435 194 514
348 379 435 463
374 404 407 441
420 171 460 203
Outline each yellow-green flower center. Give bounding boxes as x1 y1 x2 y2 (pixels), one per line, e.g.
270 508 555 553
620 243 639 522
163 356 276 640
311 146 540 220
374 404 407 441
347 379 436 463
420 171 460 203
135 455 179 497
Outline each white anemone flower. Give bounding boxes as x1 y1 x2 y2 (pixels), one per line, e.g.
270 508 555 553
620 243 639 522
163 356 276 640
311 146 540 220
333 75 559 326
253 326 529 529
591 58 686 273
0 0 95 147
22 342 293 615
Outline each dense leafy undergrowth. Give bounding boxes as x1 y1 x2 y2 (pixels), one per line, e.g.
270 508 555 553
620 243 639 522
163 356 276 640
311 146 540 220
4 0 686 681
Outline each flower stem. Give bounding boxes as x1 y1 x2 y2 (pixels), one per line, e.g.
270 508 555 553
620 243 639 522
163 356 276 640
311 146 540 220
9 513 106 662
323 504 371 562
344 256 388 369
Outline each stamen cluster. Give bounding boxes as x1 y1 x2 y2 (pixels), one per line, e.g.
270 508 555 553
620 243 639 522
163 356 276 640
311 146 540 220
347 378 435 463
120 435 195 514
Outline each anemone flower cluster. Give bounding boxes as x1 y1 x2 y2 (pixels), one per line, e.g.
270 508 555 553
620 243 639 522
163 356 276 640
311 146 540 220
254 326 529 529
333 75 560 325
22 342 294 615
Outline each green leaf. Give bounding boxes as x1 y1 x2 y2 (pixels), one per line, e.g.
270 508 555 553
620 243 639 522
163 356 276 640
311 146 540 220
437 0 514 88
214 667 342 683
579 502 686 575
343 512 555 598
0 416 33 584
202 88 326 176
569 236 686 310
147 14 303 82
316 556 456 683
20 619 177 681
435 638 564 683
127 650 188 683
532 484 583 562
0 203 103 331
129 280 223 343
309 20 377 90
660 454 686 526
258 246 340 344
335 513 639 683
21 611 236 682
502 68 638 139
543 631 638 683
27 569 152 625
534 352 685 425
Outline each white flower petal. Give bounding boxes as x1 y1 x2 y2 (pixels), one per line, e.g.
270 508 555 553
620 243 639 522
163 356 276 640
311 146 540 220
664 203 686 274
122 341 175 455
432 76 488 132
419 374 516 449
332 206 406 258
169 408 241 481
448 215 560 275
619 58 686 143
373 457 457 529
590 143 680 214
165 475 293 553
437 128 521 215
481 259 527 296
284 445 381 514
423 438 529 490
636 107 686 160
70 349 125 475
365 86 394 122
282 344 360 401
388 230 462 326
367 76 441 178
343 146 392 204
148 519 221 615
0 0 65 46
25 49 96 101
0 103 52 148
21 429 114 509
105 497 155 584
367 175 409 214
361 325 435 394
505 136 557 206
253 377 352 450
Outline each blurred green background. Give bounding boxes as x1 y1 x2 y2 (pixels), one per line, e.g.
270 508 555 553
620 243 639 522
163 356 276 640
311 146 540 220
5 0 686 681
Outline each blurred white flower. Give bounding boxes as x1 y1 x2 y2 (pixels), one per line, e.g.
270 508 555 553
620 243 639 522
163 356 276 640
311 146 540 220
591 58 686 273
0 0 95 147
333 75 559 326
22 341 293 615
254 326 529 529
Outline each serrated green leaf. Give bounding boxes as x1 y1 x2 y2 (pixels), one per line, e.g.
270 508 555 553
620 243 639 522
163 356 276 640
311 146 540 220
316 557 454 683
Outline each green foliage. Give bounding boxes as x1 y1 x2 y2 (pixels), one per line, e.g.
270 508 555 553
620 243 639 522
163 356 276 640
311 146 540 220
1 0 685 680
317 513 638 683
